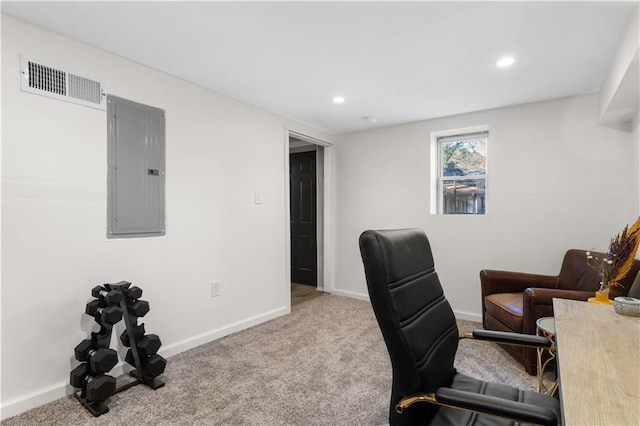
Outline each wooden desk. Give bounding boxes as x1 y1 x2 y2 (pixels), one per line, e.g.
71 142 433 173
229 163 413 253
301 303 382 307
553 298 640 425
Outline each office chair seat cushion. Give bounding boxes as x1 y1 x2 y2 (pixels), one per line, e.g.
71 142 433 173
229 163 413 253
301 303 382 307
484 293 523 331
431 373 562 425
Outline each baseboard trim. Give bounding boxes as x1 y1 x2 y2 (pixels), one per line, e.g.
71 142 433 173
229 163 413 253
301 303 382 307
330 288 370 301
331 289 483 324
453 310 482 323
160 306 288 358
0 381 71 421
0 306 288 420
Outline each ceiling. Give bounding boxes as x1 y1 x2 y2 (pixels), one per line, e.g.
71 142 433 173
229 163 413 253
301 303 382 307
2 1 637 135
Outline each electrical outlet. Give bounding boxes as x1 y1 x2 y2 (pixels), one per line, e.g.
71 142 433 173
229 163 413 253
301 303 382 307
211 281 221 297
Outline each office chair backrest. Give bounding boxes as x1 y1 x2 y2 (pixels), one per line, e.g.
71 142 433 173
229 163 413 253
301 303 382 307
359 229 459 425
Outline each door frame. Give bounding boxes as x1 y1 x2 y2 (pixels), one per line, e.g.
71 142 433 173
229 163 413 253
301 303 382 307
284 128 334 309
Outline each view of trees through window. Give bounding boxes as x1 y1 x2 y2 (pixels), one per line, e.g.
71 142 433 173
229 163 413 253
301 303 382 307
440 135 486 214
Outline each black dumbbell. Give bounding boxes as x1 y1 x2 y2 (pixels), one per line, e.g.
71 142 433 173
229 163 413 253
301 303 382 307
70 364 116 402
142 354 166 379
125 350 166 379
106 280 131 291
137 334 162 357
127 300 150 318
120 323 146 347
74 340 118 374
91 285 122 305
86 300 122 325
125 286 143 300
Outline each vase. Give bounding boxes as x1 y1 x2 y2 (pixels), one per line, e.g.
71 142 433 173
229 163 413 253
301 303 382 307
588 289 614 305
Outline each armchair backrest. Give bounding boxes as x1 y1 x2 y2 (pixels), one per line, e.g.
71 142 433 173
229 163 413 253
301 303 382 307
557 249 602 291
359 229 458 425
558 249 640 298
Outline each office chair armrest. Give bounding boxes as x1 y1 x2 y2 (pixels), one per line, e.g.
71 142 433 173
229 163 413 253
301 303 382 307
435 387 558 426
462 329 552 348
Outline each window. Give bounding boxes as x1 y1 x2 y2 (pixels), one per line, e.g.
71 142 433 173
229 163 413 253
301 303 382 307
436 130 487 215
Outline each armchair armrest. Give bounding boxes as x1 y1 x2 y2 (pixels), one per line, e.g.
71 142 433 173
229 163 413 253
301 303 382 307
435 388 558 426
480 270 558 296
521 288 596 334
467 329 552 348
524 287 595 305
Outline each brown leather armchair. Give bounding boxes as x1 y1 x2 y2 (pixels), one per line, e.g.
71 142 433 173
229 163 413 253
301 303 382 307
481 249 640 375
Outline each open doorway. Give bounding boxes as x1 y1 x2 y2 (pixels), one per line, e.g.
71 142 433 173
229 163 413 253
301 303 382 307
287 132 331 307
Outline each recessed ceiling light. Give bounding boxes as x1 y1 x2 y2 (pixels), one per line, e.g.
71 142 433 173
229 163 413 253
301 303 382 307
332 96 345 104
496 56 515 68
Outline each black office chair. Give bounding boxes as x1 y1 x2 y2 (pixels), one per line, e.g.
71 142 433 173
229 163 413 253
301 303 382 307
359 229 561 426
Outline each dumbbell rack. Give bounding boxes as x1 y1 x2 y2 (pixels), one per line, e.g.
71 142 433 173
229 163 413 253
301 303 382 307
72 281 165 417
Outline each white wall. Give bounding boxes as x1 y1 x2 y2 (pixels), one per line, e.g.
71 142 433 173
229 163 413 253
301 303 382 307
634 115 640 212
333 94 638 320
598 3 639 129
0 15 332 417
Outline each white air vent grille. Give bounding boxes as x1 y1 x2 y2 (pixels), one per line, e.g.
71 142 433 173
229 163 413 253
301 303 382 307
21 56 106 110
68 73 103 104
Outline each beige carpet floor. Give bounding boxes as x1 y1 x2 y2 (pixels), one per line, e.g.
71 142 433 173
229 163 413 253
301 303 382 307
2 294 539 425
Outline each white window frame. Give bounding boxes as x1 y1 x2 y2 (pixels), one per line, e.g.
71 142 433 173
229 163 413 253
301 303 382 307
430 125 489 215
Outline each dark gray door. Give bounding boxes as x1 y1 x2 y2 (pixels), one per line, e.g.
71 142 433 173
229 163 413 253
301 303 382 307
290 151 317 286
